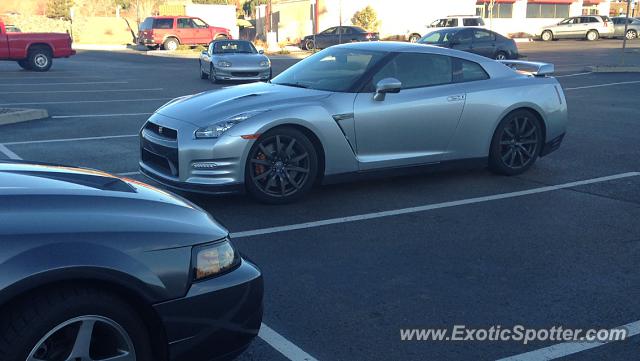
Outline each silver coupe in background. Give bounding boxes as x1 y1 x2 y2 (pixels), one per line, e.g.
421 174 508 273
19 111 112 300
199 39 271 83
142 42 567 203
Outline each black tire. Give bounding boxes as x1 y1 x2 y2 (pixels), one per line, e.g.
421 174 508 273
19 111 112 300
262 68 273 82
305 39 316 51
408 34 421 43
162 37 179 51
541 30 553 41
488 109 543 176
17 59 32 70
200 60 208 79
495 51 508 60
0 286 153 361
245 127 318 204
27 45 52 72
626 29 637 40
586 30 599 41
209 63 218 84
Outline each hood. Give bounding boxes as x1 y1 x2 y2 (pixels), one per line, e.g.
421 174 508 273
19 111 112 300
156 82 331 127
0 161 228 246
213 53 269 67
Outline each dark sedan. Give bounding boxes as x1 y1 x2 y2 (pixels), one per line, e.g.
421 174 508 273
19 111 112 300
0 161 263 361
419 27 518 60
300 26 379 50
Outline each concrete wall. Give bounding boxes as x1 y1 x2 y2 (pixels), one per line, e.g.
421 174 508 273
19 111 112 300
272 0 313 43
185 4 239 39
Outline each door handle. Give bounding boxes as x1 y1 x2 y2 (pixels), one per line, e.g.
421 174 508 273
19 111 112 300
447 95 465 102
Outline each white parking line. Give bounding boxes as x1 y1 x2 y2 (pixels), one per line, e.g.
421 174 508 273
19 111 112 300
230 172 640 239
2 134 137 146
259 323 319 361
496 320 640 361
0 81 128 86
565 80 640 91
555 72 592 78
0 98 172 106
0 88 163 94
0 144 22 160
52 113 153 119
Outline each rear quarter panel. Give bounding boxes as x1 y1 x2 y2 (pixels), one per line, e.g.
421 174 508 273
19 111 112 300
6 33 74 58
444 75 567 160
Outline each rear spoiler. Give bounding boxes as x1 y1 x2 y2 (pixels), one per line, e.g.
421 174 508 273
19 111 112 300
498 60 554 77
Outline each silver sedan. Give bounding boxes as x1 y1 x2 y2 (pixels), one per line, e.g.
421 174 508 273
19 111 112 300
141 42 567 203
199 40 272 83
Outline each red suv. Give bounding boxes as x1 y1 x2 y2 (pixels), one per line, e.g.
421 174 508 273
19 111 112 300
138 16 231 50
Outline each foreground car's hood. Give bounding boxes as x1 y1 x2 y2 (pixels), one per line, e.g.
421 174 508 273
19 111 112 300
212 53 269 67
156 82 331 127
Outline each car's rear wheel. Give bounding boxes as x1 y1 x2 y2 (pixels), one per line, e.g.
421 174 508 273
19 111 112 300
305 39 316 51
245 127 318 204
586 30 599 41
199 60 208 79
209 64 218 84
0 286 153 361
17 59 32 70
27 46 52 72
541 30 553 41
489 109 543 176
626 29 637 40
495 51 508 60
163 37 179 51
408 33 421 43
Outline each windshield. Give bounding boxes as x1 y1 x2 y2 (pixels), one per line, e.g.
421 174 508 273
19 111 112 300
419 29 458 45
271 47 386 92
213 41 257 54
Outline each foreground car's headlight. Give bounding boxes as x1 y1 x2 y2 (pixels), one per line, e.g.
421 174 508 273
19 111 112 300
259 60 270 67
193 239 240 280
195 110 267 139
218 60 232 67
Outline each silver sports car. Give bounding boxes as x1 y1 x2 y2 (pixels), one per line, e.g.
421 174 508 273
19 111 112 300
141 42 567 203
199 40 272 83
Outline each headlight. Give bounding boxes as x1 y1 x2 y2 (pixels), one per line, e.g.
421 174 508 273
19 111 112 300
193 239 240 281
259 60 270 67
195 110 267 139
217 60 232 67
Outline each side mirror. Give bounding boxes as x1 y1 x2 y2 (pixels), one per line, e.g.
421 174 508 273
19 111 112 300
201 50 208 56
373 78 402 101
258 49 265 54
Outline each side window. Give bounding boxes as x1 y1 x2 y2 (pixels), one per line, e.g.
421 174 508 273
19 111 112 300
177 18 194 28
453 58 489 83
341 27 353 35
323 27 337 35
153 19 174 29
447 18 459 27
473 29 495 42
463 18 479 26
372 53 453 90
455 29 473 45
193 18 208 28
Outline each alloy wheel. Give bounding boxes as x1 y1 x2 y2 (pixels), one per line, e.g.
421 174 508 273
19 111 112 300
499 115 539 170
626 30 637 40
27 315 136 361
249 135 311 198
34 54 48 69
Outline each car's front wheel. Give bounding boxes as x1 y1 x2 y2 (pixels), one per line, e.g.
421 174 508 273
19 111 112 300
209 64 217 84
541 30 553 41
0 286 153 361
626 29 638 40
489 109 543 176
245 127 318 203
305 39 316 51
586 30 599 41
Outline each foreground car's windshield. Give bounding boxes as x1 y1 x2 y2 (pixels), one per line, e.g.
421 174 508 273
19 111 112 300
271 48 386 92
213 41 257 54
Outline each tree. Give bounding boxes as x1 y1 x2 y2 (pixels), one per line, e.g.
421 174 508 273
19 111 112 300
351 5 380 32
243 0 267 18
46 0 74 20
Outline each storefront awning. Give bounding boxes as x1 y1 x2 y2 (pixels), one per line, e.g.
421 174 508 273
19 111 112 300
477 0 516 3
527 0 574 3
582 0 601 5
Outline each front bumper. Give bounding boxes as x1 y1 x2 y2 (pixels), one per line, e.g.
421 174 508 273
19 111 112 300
213 66 271 81
139 113 250 194
154 258 263 361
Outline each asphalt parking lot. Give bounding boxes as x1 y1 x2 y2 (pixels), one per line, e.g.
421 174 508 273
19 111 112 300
1 39 640 361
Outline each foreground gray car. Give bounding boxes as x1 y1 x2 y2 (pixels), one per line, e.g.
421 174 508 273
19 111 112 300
199 40 271 83
141 42 567 203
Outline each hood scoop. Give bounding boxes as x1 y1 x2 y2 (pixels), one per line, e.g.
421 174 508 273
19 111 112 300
202 92 267 112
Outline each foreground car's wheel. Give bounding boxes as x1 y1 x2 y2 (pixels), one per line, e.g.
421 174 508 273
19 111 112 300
246 127 318 203
0 286 153 361
586 30 599 41
541 30 553 41
489 109 542 176
27 46 52 72
199 61 208 79
17 59 32 70
626 29 637 40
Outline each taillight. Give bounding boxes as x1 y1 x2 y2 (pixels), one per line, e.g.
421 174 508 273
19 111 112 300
604 21 608 27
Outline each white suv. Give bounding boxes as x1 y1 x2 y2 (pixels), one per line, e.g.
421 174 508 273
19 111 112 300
406 16 485 43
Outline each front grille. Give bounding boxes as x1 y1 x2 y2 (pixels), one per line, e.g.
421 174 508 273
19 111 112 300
140 135 179 177
144 122 177 140
231 72 259 77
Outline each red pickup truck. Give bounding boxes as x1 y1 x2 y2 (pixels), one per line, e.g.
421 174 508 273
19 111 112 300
0 21 75 72
137 16 231 50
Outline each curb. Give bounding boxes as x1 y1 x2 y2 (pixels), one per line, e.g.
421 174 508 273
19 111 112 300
145 51 200 59
0 108 49 126
73 44 129 51
585 65 640 72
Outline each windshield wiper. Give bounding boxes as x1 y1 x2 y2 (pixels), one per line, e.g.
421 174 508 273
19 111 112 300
276 82 309 89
